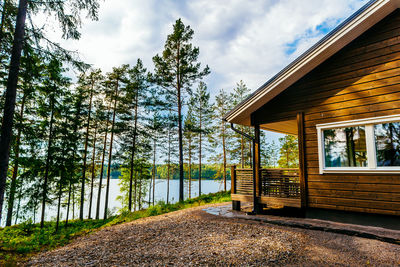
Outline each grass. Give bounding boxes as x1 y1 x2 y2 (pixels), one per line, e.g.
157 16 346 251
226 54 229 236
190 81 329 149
0 191 231 265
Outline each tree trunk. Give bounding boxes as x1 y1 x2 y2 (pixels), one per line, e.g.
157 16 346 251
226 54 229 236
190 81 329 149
88 123 97 219
222 123 227 191
40 97 55 228
104 81 119 220
167 128 171 204
199 132 202 196
138 170 142 210
152 139 156 206
129 91 139 211
6 90 26 226
176 42 184 202
55 173 62 232
72 188 75 220
80 88 94 220
0 0 28 225
66 98 82 226
65 181 72 227
198 105 202 197
133 170 138 211
148 177 151 206
95 112 110 219
0 0 8 46
14 180 22 225
188 136 192 199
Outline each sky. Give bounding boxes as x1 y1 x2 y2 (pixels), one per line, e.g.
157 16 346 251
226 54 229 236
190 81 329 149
39 0 369 142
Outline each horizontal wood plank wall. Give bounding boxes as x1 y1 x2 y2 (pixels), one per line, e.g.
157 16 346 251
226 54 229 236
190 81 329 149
253 9 400 216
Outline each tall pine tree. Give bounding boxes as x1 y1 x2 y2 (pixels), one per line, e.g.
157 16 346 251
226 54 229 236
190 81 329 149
153 19 209 202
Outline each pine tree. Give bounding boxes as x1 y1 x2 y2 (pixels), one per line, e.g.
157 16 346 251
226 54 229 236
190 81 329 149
0 0 100 223
164 109 178 203
213 88 230 191
278 135 299 168
95 98 111 220
190 82 214 196
39 58 70 228
121 59 149 211
183 106 197 199
78 69 102 220
5 45 42 226
147 111 164 206
103 65 128 220
261 132 279 168
229 80 252 167
153 19 209 202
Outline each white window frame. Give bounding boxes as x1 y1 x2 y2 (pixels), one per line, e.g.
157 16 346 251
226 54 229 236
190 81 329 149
316 114 400 174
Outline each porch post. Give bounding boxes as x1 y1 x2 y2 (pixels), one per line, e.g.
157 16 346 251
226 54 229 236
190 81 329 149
253 124 262 213
231 165 240 211
297 112 308 209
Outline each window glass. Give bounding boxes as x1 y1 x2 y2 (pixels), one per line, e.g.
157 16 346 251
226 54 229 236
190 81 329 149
323 126 367 167
374 122 400 166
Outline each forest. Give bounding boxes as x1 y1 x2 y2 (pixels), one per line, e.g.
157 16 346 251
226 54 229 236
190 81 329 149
0 0 299 229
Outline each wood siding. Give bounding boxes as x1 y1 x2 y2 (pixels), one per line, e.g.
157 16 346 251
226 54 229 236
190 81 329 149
253 10 400 216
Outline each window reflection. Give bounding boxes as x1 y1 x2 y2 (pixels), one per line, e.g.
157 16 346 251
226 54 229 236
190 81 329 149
324 126 367 167
374 123 400 166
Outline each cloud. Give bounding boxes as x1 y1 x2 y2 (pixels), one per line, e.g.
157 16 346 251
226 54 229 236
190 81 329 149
36 0 369 96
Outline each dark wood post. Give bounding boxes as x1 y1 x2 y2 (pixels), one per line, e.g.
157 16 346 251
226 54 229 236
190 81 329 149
231 165 240 211
231 165 236 194
253 125 262 213
297 112 307 209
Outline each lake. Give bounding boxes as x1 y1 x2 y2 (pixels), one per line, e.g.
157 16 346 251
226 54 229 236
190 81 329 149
3 178 230 226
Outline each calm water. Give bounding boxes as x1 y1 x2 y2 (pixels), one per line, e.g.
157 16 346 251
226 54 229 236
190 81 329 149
3 178 230 226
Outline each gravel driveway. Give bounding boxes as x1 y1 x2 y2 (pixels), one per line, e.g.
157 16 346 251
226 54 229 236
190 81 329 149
26 203 400 266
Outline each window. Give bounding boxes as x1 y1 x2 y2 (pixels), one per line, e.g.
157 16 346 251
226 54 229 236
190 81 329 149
316 115 400 173
323 126 367 168
375 122 400 166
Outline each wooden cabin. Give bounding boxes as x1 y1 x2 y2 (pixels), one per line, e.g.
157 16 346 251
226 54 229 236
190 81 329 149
224 0 400 218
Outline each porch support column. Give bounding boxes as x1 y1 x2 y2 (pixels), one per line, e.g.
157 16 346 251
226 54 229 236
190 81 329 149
253 124 262 213
231 165 240 211
297 112 308 209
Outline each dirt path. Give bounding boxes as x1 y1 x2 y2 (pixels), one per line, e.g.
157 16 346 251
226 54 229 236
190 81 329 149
26 203 400 266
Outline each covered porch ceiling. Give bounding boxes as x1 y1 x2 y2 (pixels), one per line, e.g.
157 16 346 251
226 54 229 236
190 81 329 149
260 119 297 136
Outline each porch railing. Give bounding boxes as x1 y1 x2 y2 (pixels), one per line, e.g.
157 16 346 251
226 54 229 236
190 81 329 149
234 168 300 199
261 169 300 198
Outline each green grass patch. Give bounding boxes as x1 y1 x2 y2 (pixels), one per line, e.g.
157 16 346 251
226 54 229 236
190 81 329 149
0 191 231 265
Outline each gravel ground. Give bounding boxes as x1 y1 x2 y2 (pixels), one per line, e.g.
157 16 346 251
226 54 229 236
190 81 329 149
26 203 400 266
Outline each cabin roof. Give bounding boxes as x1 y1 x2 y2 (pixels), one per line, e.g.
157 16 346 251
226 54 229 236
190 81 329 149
224 0 400 126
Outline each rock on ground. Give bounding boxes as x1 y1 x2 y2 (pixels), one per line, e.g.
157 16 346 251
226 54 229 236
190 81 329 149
26 203 400 266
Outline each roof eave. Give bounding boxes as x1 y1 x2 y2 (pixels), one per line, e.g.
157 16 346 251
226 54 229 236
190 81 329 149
225 0 400 126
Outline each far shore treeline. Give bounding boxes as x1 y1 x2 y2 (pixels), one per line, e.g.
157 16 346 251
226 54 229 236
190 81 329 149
106 164 234 180
0 0 298 229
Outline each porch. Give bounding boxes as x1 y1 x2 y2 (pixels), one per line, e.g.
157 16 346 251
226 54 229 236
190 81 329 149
231 167 301 209
229 113 307 212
